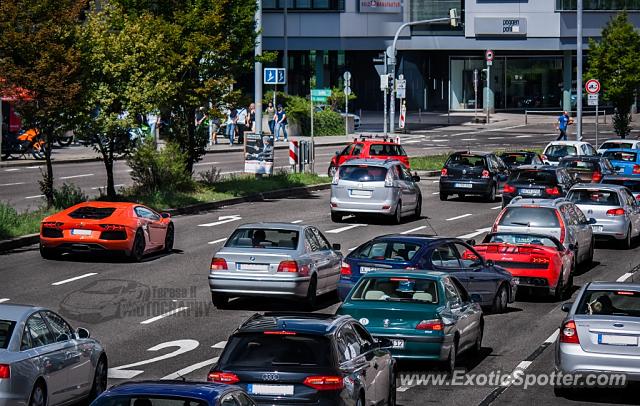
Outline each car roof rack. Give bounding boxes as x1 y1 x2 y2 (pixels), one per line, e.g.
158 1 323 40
358 134 390 141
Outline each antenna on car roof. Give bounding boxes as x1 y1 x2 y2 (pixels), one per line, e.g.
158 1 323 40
175 371 186 382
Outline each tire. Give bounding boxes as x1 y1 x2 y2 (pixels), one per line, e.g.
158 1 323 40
439 192 448 201
328 165 337 177
441 339 457 375
305 276 318 310
39 245 60 260
622 226 632 250
485 184 496 202
164 222 174 253
331 212 342 223
553 275 564 302
28 382 46 406
387 370 396 406
211 293 229 309
57 136 73 147
128 229 145 262
470 320 483 356
393 201 402 225
492 284 508 314
414 196 422 219
89 357 107 401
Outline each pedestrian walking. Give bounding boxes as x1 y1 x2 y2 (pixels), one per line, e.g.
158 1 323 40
226 108 237 145
556 111 571 141
266 102 276 135
274 104 288 142
247 103 256 133
236 106 248 144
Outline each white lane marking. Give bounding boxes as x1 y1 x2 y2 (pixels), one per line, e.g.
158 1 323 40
27 166 41 169
0 298 9 303
198 215 242 227
193 162 220 166
51 273 98 286
432 180 439 183
291 220 303 224
325 224 367 234
461 138 477 141
500 361 533 387
91 184 125 190
4 168 20 172
431 139 448 142
396 386 410 392
401 226 427 235
404 140 422 144
140 307 189 325
458 227 492 239
25 195 44 199
487 137 504 140
516 135 533 138
212 341 227 349
348 247 357 251
446 213 472 221
60 173 94 180
516 361 532 370
545 329 559 344
162 357 219 380
617 272 634 282
208 238 228 245
491 205 502 210
0 182 25 187
432 192 439 195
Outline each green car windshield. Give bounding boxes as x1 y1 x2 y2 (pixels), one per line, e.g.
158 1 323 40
350 277 439 304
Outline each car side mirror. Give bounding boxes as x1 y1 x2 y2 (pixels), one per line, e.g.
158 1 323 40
161 212 171 219
375 337 393 349
470 294 482 303
485 259 494 267
568 243 576 251
332 243 341 251
76 327 90 339
466 239 476 246
561 302 573 312
588 218 597 224
412 174 421 182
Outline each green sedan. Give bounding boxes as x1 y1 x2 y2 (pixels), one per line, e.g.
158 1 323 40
336 271 484 373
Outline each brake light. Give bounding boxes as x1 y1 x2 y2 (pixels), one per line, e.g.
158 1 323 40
332 169 340 185
606 208 625 216
0 364 9 379
207 371 239 384
99 224 126 231
481 169 490 179
264 331 297 335
340 261 352 276
416 319 444 331
560 321 580 344
617 291 636 296
636 194 640 201
503 184 516 194
42 222 63 229
384 170 394 187
210 258 228 271
303 375 344 391
531 256 550 264
441 168 448 177
545 187 560 196
277 260 299 273
591 171 602 182
634 165 640 174
555 211 566 244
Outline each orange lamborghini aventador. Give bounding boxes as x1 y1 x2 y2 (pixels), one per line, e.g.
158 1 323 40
39 202 174 261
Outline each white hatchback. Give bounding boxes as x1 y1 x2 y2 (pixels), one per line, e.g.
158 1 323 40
542 141 596 166
596 138 640 155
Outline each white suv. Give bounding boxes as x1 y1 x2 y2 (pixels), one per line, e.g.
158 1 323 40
542 141 596 166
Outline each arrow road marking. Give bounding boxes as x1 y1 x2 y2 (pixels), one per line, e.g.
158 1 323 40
325 224 367 234
198 215 242 227
162 357 219 380
457 227 492 239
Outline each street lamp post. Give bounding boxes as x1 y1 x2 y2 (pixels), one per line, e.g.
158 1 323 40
254 0 263 134
576 0 583 140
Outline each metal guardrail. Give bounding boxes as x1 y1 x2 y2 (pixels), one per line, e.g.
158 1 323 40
525 109 607 125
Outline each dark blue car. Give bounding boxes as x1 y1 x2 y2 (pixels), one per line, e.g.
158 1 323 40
90 381 255 406
339 235 516 312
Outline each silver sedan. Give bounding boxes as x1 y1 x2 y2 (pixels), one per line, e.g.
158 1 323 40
0 304 107 406
567 183 640 249
209 223 343 309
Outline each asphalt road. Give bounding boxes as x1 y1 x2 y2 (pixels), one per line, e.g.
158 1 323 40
3 120 638 211
1 179 639 405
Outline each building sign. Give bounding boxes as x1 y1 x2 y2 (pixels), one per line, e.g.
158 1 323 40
474 17 527 36
360 0 402 13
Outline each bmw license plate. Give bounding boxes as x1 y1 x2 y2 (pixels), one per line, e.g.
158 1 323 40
391 339 405 349
247 384 294 396
71 229 92 236
598 334 638 346
360 266 385 274
454 183 473 189
519 188 541 196
592 225 603 232
236 263 269 272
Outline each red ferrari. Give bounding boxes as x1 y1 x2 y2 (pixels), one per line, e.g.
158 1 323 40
40 202 174 261
470 232 574 299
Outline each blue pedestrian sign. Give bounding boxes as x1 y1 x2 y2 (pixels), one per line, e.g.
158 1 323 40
264 68 286 85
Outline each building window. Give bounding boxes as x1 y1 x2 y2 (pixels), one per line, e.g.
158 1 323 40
264 0 344 11
556 0 640 10
411 0 464 35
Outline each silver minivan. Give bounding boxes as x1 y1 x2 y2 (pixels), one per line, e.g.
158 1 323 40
330 159 422 223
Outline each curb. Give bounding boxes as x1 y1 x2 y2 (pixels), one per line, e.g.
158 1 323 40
0 233 40 252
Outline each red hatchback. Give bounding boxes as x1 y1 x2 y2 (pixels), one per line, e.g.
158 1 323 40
328 136 409 176
470 232 574 300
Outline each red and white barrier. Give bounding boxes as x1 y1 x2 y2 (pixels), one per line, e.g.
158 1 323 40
289 140 298 165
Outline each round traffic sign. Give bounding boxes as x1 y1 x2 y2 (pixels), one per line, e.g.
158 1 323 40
485 49 494 61
344 86 352 96
585 79 600 94
343 71 352 81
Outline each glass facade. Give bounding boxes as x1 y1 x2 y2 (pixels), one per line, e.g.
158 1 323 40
263 0 344 11
411 0 464 34
556 0 640 10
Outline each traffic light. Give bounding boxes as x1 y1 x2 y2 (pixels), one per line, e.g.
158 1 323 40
388 76 394 89
449 8 459 28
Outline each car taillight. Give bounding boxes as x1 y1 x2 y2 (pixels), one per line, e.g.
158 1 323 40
42 222 63 229
531 256 550 264
560 321 580 344
503 184 516 194
634 165 640 174
440 168 448 177
0 364 9 379
208 371 240 384
555 211 566 244
545 187 560 196
416 319 444 331
606 208 625 216
384 170 394 187
277 260 299 273
591 171 602 182
210 258 228 271
636 194 640 201
99 224 126 231
481 169 490 179
340 261 352 276
303 376 344 391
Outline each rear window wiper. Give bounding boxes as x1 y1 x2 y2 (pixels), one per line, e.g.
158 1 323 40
509 221 531 226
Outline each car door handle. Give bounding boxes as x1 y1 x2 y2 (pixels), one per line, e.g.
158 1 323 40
374 362 379 369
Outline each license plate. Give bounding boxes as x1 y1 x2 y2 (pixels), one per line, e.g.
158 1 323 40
236 263 269 272
391 339 405 349
360 266 385 274
598 334 638 346
618 168 625 174
592 225 604 232
71 229 92 236
247 384 294 396
350 189 372 197
520 188 541 196
454 183 473 189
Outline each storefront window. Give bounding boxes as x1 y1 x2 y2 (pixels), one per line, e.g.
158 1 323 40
557 0 640 10
505 58 563 109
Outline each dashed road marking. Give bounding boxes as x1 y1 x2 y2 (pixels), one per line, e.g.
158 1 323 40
325 224 367 234
140 307 189 325
52 273 98 286
4 168 20 172
491 205 502 210
515 135 533 138
0 298 9 303
198 215 242 227
401 226 427 234
193 162 220 166
617 272 634 282
60 173 94 180
0 182 25 187
458 227 492 239
208 238 228 245
432 192 439 195
487 137 504 140
544 329 559 344
291 220 303 224
25 195 44 199
446 213 472 221
27 166 41 169
461 138 477 141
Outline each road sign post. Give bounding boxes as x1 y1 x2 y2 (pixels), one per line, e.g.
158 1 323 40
586 79 601 146
473 69 479 120
310 89 331 172
484 50 494 124
344 71 351 137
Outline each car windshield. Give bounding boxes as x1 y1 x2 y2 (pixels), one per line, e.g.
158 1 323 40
338 165 387 182
368 144 406 156
226 228 299 250
545 145 577 160
91 395 207 406
510 170 557 185
220 333 332 367
68 206 116 219
567 189 620 206
350 277 439 304
445 154 486 167
500 153 532 166
499 207 560 228
0 320 16 349
351 241 421 262
483 233 560 249
576 289 640 317
603 151 637 162
603 178 640 192
600 142 634 150
560 160 598 171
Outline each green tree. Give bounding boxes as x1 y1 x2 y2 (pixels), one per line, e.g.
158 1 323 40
0 0 86 207
587 11 640 139
77 2 176 199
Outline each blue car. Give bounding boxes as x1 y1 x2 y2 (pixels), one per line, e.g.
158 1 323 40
90 381 256 406
602 148 640 176
339 235 515 312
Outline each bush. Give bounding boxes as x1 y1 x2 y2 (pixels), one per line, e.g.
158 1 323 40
127 138 194 194
199 166 222 186
53 183 88 210
264 91 345 136
0 203 52 240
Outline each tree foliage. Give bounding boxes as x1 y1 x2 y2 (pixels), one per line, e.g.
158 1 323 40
587 11 640 138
